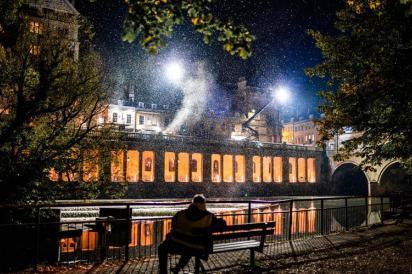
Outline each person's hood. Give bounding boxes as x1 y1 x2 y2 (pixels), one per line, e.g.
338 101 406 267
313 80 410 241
185 204 210 221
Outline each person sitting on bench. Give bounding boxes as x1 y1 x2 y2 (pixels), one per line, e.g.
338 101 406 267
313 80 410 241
158 194 226 274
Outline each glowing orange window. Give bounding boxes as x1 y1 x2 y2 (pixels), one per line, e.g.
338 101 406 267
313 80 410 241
223 154 234 182
288 157 297 183
142 151 155 182
273 157 282 183
235 155 245 183
164 152 176 182
298 158 306 182
262 156 272 183
211 154 221 183
307 158 316 183
126 150 139 182
252 156 261 183
191 153 203 182
178 152 190 182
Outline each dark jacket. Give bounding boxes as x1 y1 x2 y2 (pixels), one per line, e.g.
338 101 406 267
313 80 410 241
168 204 226 257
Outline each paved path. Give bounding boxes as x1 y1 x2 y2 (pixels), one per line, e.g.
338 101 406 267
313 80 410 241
34 221 412 273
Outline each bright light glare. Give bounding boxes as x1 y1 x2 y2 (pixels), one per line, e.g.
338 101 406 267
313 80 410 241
165 62 184 83
274 86 290 104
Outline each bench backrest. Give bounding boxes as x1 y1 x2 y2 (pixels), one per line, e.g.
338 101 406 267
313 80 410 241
212 222 275 251
212 221 275 239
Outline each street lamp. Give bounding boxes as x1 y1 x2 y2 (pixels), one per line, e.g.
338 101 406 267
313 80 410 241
274 86 290 104
241 85 290 140
164 61 185 84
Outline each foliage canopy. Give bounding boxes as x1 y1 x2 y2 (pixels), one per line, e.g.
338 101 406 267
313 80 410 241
0 1 127 203
307 0 412 172
120 0 255 59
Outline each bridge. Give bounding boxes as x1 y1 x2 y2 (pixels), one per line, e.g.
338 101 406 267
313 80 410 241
327 150 400 196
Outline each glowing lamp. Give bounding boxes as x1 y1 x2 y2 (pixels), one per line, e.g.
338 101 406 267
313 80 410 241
274 86 290 104
165 61 185 84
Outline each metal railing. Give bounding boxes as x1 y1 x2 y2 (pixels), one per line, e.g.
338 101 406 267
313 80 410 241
0 196 396 272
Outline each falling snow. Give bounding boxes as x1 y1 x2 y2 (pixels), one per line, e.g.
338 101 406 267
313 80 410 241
74 0 342 119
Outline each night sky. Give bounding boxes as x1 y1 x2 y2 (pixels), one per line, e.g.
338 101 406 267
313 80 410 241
75 0 343 118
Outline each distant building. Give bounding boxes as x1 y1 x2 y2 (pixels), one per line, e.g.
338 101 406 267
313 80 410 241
282 115 320 146
103 77 283 143
103 101 173 133
25 0 80 60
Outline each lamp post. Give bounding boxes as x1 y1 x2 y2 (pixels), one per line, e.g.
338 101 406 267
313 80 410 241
242 85 290 140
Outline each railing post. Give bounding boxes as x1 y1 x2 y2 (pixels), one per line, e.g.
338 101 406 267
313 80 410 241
33 207 40 272
320 199 324 235
247 202 252 223
288 200 293 241
125 204 131 261
345 198 348 231
365 197 368 227
380 196 384 225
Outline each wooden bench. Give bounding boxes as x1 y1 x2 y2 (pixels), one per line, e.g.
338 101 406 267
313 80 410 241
192 221 276 273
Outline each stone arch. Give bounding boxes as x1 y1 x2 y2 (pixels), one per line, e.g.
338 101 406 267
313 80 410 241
331 162 369 195
377 161 412 194
377 160 400 185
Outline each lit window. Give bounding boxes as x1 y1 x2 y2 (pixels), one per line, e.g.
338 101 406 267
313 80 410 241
262 156 272 183
112 112 118 123
142 151 155 182
252 156 261 183
211 154 221 183
289 157 297 183
178 152 190 183
29 45 41 56
235 155 245 183
223 154 233 182
298 158 306 182
29 21 43 34
191 153 203 182
164 152 175 182
126 150 139 182
307 158 316 183
273 157 282 183
126 114 131 124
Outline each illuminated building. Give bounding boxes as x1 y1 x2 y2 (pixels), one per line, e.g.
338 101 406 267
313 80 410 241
282 115 320 146
103 77 283 142
25 0 80 60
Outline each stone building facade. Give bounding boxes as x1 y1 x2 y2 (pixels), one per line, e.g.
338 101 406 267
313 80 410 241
25 0 80 60
53 132 324 197
282 116 320 146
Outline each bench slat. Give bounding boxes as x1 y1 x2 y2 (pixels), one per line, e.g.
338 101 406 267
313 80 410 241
213 241 260 253
218 222 276 232
212 229 274 241
214 240 258 247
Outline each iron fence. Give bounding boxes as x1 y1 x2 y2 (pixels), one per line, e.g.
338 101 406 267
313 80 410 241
0 196 397 272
